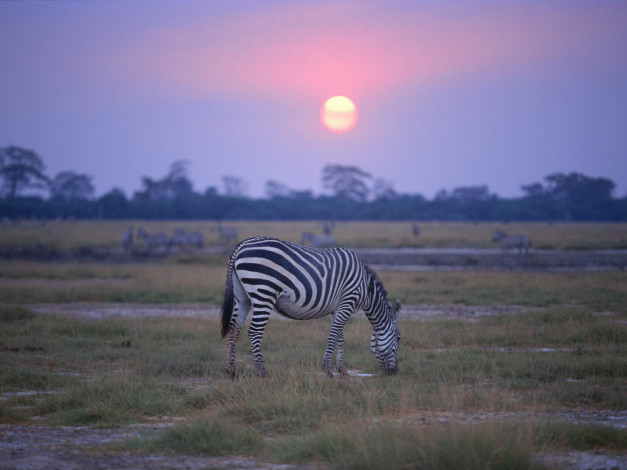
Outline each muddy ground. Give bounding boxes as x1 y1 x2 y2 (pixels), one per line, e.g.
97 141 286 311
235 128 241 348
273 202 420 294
2 303 625 469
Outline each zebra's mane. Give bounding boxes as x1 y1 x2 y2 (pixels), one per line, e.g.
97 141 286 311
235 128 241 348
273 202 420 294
364 264 388 303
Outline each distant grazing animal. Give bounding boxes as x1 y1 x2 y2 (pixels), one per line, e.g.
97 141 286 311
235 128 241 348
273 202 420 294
122 226 134 251
492 230 531 254
220 237 401 378
171 228 204 250
301 232 335 248
137 228 170 252
323 221 336 235
218 224 238 244
412 223 420 237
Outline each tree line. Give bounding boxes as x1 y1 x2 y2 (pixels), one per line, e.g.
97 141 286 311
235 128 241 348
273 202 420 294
1 145 625 221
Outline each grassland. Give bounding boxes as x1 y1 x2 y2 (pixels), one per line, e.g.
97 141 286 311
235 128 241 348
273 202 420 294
2 219 627 250
1 305 625 468
1 256 626 313
0 220 625 468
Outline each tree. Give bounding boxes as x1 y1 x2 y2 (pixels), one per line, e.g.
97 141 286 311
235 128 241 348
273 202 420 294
544 172 614 202
222 175 248 197
265 180 291 198
133 160 194 200
523 172 617 220
322 164 371 202
450 185 491 201
165 160 193 198
49 171 95 200
0 146 49 199
372 178 398 200
97 188 128 219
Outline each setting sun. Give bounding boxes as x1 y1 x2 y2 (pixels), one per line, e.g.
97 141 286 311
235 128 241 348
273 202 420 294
321 96 358 133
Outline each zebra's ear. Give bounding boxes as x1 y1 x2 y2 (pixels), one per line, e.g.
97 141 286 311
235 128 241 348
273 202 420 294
392 300 401 318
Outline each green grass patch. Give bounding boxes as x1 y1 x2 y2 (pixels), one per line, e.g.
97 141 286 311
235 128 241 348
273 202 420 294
0 305 36 323
128 415 263 456
1 307 624 464
270 421 540 470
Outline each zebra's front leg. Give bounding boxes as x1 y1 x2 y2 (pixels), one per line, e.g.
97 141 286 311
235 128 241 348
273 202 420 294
248 311 270 377
225 321 241 379
321 310 350 378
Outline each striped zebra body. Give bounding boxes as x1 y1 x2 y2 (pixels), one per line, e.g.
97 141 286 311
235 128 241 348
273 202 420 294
137 229 170 252
492 230 531 254
220 237 401 378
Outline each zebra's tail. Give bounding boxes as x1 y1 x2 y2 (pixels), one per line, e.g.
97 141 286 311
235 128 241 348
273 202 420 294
220 248 238 338
220 273 234 338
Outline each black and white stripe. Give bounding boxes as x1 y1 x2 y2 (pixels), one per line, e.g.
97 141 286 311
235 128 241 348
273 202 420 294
220 236 401 377
492 230 531 254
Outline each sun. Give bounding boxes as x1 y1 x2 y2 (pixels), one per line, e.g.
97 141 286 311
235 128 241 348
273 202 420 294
321 96 358 133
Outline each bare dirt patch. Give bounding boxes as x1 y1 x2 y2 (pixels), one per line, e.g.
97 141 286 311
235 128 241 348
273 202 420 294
27 302 541 322
0 424 297 470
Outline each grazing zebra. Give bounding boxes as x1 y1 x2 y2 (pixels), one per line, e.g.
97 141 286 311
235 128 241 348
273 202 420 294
323 221 336 235
492 230 531 254
122 226 134 251
220 237 401 378
137 228 170 252
301 232 335 248
171 228 204 250
218 224 238 244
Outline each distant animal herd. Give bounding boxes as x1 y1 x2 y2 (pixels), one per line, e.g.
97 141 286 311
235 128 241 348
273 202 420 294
123 223 532 255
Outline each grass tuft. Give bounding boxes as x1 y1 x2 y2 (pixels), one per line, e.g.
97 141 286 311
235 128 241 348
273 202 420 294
133 415 263 456
270 422 541 470
0 305 36 323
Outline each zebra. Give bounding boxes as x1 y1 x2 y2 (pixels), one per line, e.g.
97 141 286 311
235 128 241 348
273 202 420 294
137 228 170 252
492 230 531 254
301 232 335 248
122 226 134 251
323 221 336 235
220 236 401 378
171 228 204 250
412 223 420 237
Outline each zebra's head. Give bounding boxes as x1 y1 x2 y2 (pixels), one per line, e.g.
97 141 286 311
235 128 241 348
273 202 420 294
370 299 401 375
492 230 505 242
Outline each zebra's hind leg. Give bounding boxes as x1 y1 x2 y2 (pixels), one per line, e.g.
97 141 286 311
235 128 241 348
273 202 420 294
248 310 271 377
225 321 241 379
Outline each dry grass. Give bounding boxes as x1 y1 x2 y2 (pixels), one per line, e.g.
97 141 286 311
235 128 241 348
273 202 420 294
1 219 625 466
2 258 625 314
1 220 626 250
1 306 624 467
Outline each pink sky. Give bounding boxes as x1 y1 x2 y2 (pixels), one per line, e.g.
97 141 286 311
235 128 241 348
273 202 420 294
2 1 626 199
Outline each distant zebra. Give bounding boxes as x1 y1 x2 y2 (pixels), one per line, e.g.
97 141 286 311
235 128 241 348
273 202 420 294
492 230 531 254
220 237 401 378
137 228 170 252
412 223 420 237
171 228 204 250
218 224 238 244
323 221 336 235
301 232 335 248
122 226 134 251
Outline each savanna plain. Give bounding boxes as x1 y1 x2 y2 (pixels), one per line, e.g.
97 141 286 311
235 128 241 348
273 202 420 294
1 221 626 469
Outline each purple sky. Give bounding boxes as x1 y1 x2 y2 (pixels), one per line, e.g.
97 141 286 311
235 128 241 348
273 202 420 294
2 1 626 199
